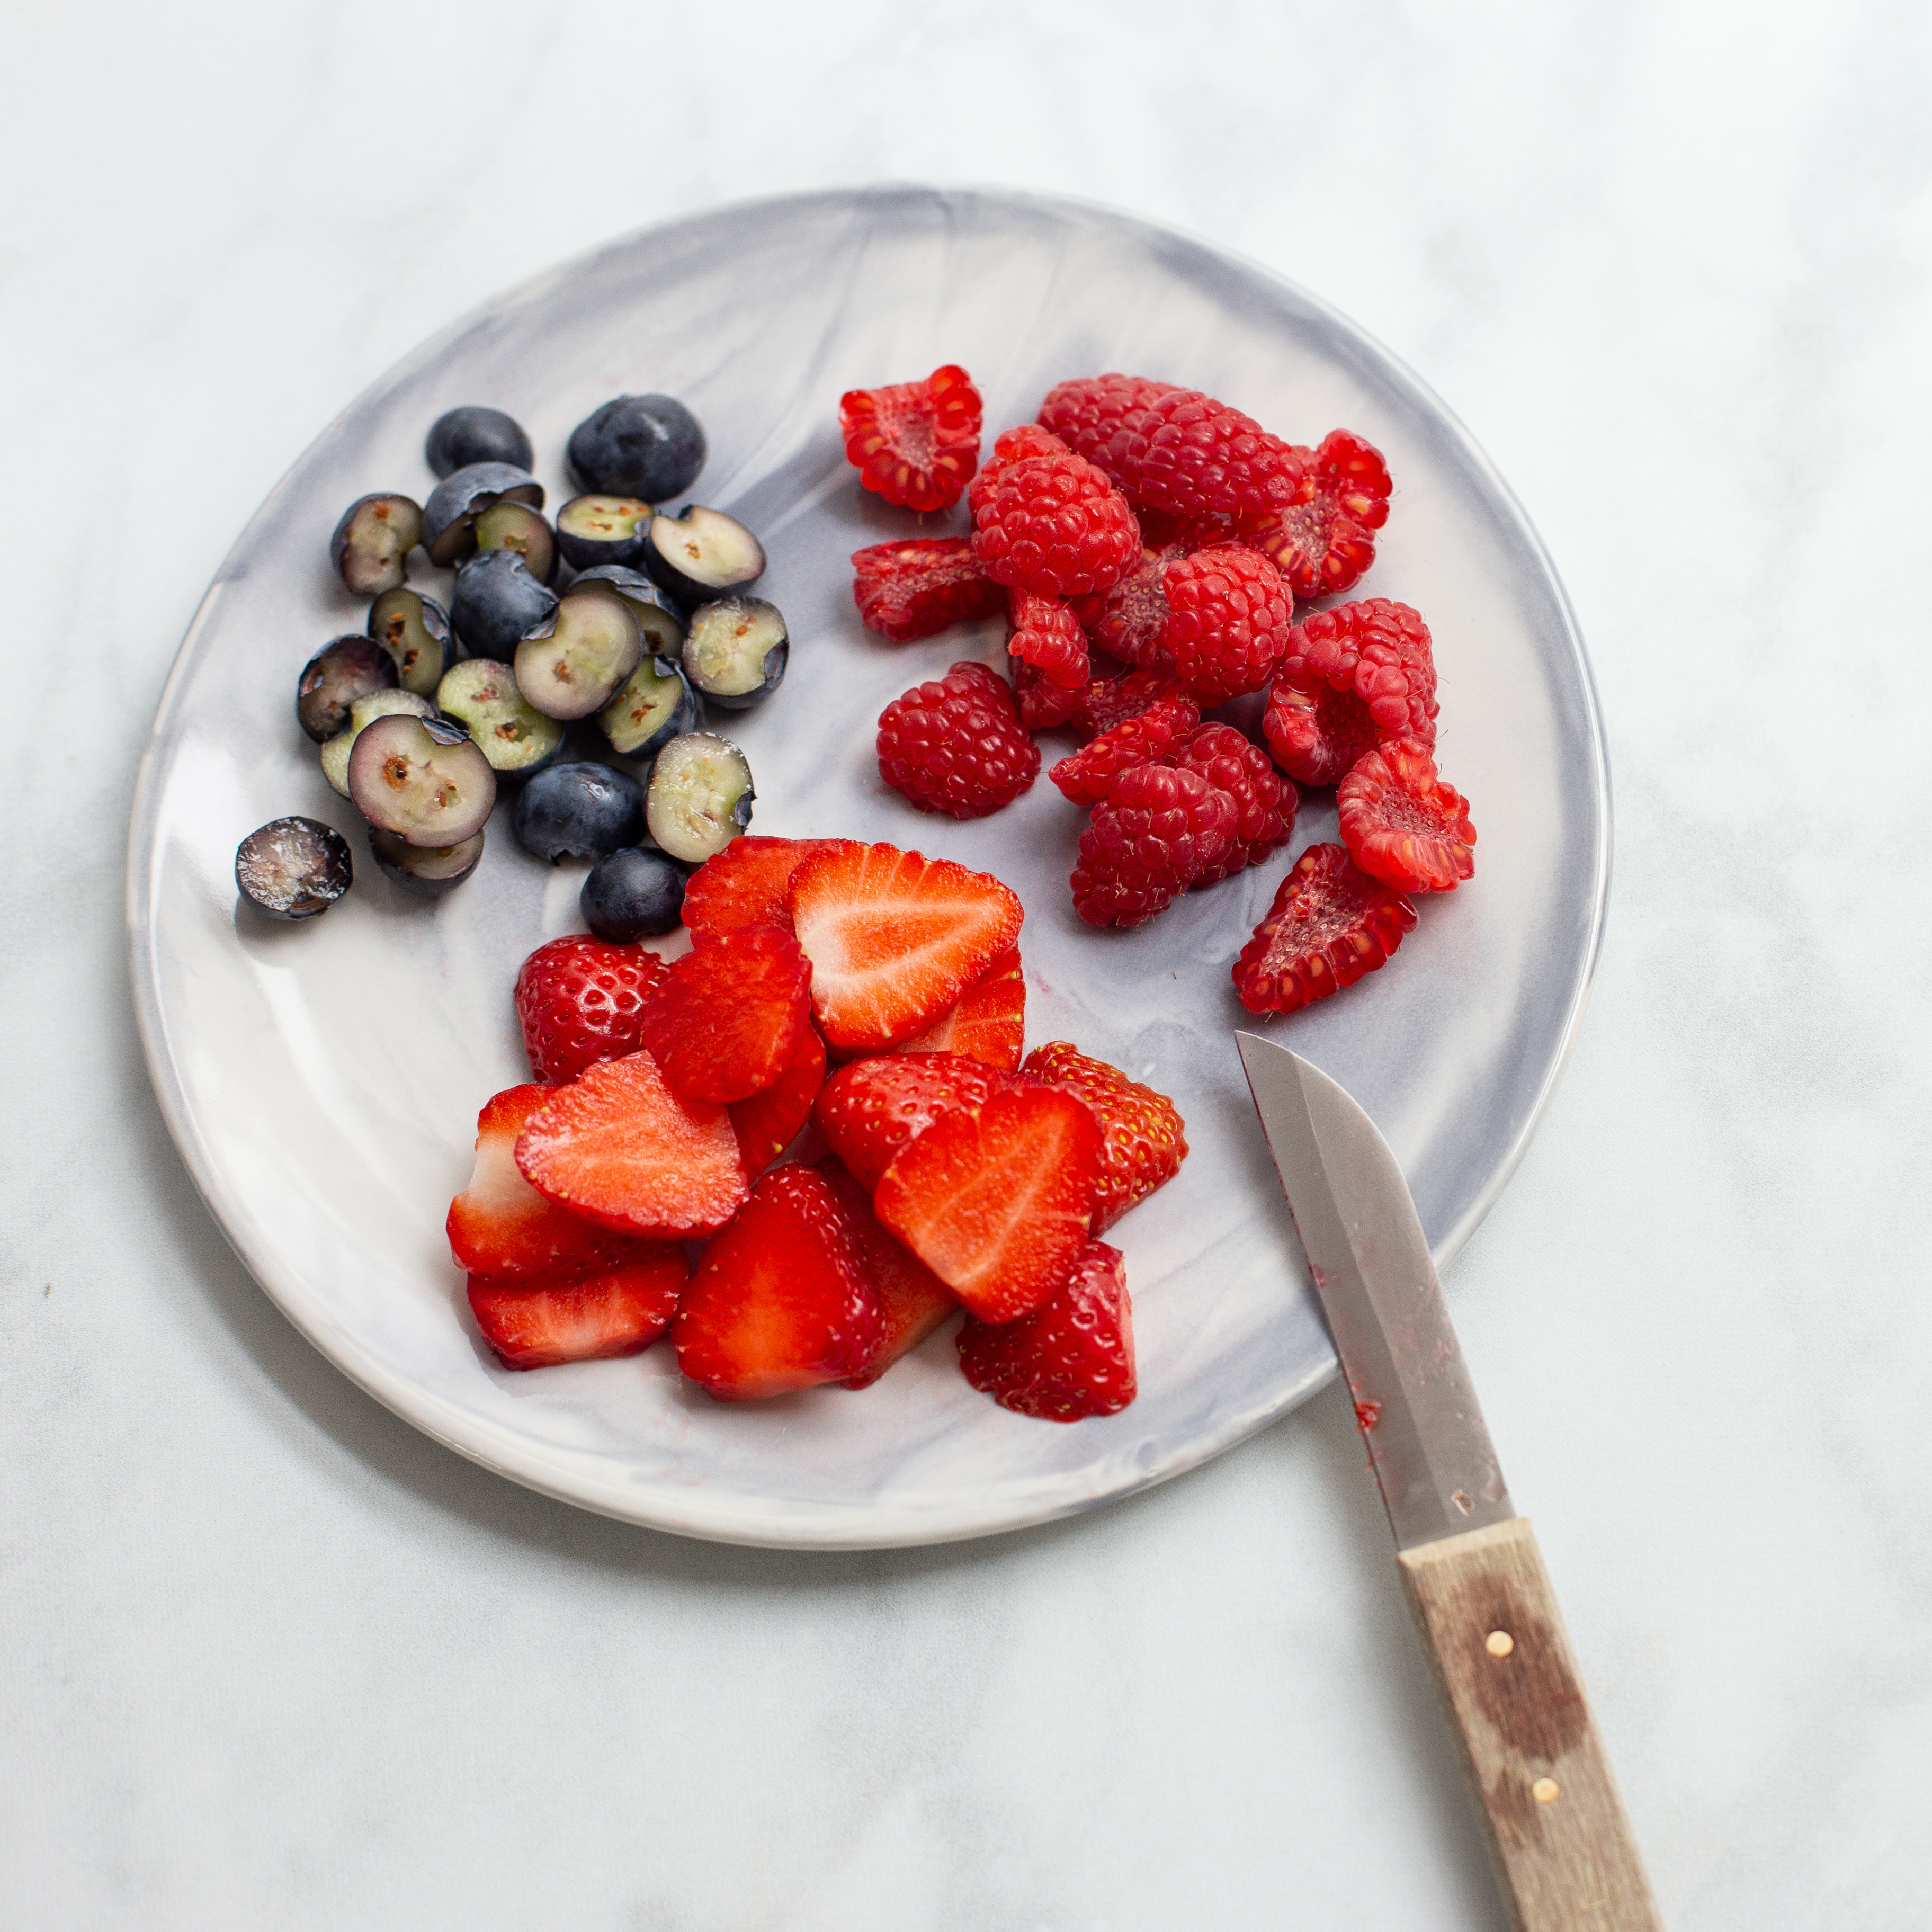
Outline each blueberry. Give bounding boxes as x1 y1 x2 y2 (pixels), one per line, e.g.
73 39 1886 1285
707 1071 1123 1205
682 596 787 710
425 406 534 479
422 462 545 568
513 586 642 721
567 394 706 501
450 549 559 659
645 731 754 864
329 493 423 596
320 688 434 797
512 760 646 864
298 634 397 743
368 824 486 898
597 654 697 762
642 504 765 609
565 567 687 659
236 817 353 920
472 498 557 585
347 713 496 847
436 659 566 777
367 586 452 697
555 495 654 570
581 846 686 942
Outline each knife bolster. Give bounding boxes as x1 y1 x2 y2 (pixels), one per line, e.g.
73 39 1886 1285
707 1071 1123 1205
1396 1517 1661 1932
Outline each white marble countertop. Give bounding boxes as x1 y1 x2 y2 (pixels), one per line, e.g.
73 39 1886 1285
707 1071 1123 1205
5 3 1928 1926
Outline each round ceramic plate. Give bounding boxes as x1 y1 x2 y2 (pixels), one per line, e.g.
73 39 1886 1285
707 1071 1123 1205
128 186 1608 1550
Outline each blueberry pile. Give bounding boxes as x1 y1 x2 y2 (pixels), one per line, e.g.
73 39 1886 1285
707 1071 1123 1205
237 396 776 938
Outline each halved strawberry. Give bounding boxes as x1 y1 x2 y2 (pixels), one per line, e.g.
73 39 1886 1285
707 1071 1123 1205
957 1240 1137 1421
1021 1042 1188 1232
728 1023 827 1178
672 1165 883 1400
681 836 854 942
786 842 1023 1051
814 1051 1019 1193
817 1157 957 1389
873 1086 1102 1322
467 1246 688 1370
893 945 1025 1070
446 1084 637 1280
637 925 811 1103
514 1050 748 1238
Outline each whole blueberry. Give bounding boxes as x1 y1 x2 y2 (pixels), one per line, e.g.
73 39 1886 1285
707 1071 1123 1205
567 394 706 502
450 549 558 659
426 406 533 478
512 761 645 864
581 846 686 941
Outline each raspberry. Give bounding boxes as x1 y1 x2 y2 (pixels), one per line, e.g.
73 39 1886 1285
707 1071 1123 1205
1265 599 1436 785
851 538 1004 643
1048 696 1200 806
838 364 983 513
1006 588 1089 688
1231 843 1418 1015
1337 739 1475 892
970 452 1141 598
1072 666 1191 740
1069 764 1238 928
1161 545 1292 705
1241 430 1392 601
1070 542 1182 673
1013 655 1084 731
1167 722 1299 885
1114 389 1302 521
876 661 1040 819
968 423 1070 519
1037 373 1180 488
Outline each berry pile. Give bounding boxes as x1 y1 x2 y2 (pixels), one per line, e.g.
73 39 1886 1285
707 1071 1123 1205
448 835 1186 1421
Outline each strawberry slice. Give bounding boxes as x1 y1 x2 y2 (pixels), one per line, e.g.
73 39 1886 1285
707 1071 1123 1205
817 1157 958 1388
892 945 1025 1070
514 1050 748 1238
873 1086 1102 1322
513 936 668 1084
446 1084 637 1280
681 836 853 942
814 1051 1020 1193
637 925 811 1103
673 1165 883 1400
728 1023 827 1178
1021 1042 1187 1232
787 842 1023 1051
957 1240 1137 1421
467 1246 688 1370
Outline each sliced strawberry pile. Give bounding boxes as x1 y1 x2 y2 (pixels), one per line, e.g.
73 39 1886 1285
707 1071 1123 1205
890 945 1025 1069
727 1024 827 1179
815 1051 1019 1192
957 1239 1136 1421
817 1157 957 1390
839 364 983 513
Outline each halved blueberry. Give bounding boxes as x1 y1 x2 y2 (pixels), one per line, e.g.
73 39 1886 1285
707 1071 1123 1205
425 406 533 479
642 505 765 609
597 655 697 762
451 549 559 659
581 846 686 942
645 731 754 864
346 713 497 847
512 761 645 864
564 567 686 658
368 824 486 897
472 499 558 586
298 634 397 743
682 596 787 710
320 689 435 797
236 817 353 920
436 659 566 777
513 586 642 721
329 494 423 596
367 586 452 697
423 462 545 568
556 495 654 570
566 394 705 501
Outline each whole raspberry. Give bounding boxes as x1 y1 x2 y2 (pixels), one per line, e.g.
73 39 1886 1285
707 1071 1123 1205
1167 722 1299 885
1161 545 1292 704
1115 389 1302 521
1069 764 1237 928
970 452 1140 599
1231 843 1418 1015
1048 696 1200 805
1337 739 1475 892
1006 587 1089 689
876 661 1040 819
1240 430 1391 601
1070 542 1183 674
851 538 1004 643
1072 666 1191 740
1265 599 1436 785
1037 373 1180 489
1013 656 1083 731
968 423 1070 519
838 364 983 513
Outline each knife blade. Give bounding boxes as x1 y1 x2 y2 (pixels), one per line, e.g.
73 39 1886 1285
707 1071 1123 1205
1236 1030 1661 1932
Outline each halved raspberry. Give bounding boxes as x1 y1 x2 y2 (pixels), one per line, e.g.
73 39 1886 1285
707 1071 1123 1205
1036 373 1180 489
1337 739 1475 892
876 660 1040 819
1013 655 1084 730
1071 666 1191 741
1240 430 1392 601
1021 1042 1187 1233
1231 842 1418 1015
1167 722 1298 885
838 364 983 513
1069 763 1238 928
1048 696 1199 806
1115 389 1302 521
1161 545 1291 705
970 452 1140 599
1267 596 1437 778
1070 542 1181 673
967 423 1070 519
852 538 1004 643
1006 588 1089 688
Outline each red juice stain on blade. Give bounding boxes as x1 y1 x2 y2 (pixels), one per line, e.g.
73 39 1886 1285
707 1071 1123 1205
1353 1399 1382 1432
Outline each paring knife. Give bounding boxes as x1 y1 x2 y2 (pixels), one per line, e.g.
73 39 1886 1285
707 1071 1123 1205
1236 1032 1661 1932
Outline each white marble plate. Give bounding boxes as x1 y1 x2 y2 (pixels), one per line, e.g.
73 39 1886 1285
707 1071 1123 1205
127 186 1608 1549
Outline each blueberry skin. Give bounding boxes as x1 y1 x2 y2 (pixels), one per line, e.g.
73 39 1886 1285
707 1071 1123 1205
512 761 646 864
567 395 706 501
581 846 687 941
450 550 559 659
425 406 534 478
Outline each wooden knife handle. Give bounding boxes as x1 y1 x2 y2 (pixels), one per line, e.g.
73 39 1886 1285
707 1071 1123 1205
1397 1517 1662 1931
